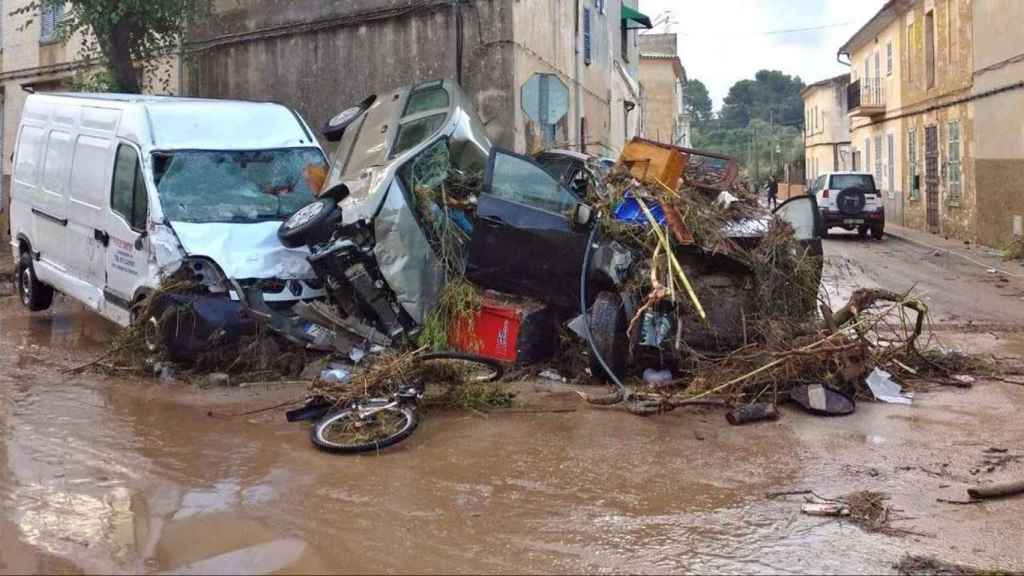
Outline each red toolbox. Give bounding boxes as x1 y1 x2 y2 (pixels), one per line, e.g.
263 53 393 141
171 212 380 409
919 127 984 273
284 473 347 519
449 290 558 365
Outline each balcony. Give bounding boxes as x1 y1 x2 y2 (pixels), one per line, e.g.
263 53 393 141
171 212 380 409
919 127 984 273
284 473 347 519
847 78 886 118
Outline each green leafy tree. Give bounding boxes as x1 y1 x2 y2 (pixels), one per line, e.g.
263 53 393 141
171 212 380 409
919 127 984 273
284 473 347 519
719 70 805 129
15 0 208 93
683 78 713 129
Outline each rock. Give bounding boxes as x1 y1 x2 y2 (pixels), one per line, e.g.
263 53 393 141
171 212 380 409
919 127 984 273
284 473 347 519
206 372 231 387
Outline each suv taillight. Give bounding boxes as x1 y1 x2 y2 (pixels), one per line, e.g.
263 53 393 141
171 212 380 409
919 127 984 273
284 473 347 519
822 189 830 199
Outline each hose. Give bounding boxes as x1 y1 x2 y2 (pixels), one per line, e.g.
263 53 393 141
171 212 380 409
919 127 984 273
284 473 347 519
579 223 629 400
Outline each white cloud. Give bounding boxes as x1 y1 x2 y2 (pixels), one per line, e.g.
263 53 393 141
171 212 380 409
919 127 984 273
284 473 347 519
638 0 885 109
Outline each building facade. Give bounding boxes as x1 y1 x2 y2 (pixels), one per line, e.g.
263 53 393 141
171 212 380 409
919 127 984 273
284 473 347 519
186 0 651 158
972 0 1024 246
838 0 1024 246
840 0 910 227
638 33 689 147
801 73 852 182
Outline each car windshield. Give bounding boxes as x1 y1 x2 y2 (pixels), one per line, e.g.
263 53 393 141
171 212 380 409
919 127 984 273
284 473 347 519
153 148 327 224
830 174 875 190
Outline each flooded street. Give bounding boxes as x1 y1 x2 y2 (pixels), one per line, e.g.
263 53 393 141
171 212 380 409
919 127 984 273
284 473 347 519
3 239 1024 575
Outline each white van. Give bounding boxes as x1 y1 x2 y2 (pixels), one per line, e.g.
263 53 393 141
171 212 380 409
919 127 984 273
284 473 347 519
9 93 328 334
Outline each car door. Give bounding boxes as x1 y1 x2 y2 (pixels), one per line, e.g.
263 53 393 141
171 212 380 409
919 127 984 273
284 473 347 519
103 143 150 316
467 148 590 308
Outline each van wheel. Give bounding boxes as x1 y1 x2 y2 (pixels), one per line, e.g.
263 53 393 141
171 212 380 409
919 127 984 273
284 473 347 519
588 291 628 382
131 297 167 354
16 253 54 311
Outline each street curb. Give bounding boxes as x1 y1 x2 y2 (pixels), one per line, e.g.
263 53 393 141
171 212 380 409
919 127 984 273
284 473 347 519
885 228 1024 279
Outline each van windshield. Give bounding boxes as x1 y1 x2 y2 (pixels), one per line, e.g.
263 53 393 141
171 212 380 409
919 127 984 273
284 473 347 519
152 148 328 224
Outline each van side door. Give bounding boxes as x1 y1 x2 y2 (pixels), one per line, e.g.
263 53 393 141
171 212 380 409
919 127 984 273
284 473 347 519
34 129 73 271
102 143 150 317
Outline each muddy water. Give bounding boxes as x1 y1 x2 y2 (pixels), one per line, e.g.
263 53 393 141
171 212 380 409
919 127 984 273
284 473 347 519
2 298 1020 574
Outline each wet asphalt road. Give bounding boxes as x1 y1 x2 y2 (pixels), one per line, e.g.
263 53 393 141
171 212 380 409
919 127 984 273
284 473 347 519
1 238 1024 574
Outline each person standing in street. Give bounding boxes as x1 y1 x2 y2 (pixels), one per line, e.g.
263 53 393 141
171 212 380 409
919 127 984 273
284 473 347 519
766 175 779 209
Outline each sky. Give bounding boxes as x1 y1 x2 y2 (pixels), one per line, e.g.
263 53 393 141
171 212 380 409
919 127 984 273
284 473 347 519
637 0 886 110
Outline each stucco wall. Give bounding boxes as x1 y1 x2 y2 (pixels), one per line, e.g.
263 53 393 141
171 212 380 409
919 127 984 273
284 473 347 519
639 58 677 145
187 0 516 150
971 0 1024 246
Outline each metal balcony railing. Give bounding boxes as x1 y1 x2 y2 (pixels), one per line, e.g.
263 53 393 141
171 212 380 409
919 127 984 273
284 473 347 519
847 77 886 113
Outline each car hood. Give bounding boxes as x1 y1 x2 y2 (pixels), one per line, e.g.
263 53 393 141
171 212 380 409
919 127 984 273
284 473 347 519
170 221 315 279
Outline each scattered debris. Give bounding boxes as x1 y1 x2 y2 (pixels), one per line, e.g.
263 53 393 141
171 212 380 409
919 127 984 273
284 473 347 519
866 368 914 405
726 403 779 425
320 367 351 385
538 369 568 383
951 374 976 387
894 555 998 576
801 502 849 517
205 372 231 387
1004 237 1024 262
967 480 1024 501
789 383 856 416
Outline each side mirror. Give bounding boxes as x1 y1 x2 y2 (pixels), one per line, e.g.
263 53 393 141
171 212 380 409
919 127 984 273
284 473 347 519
572 203 593 229
134 230 149 251
317 183 350 202
773 196 820 240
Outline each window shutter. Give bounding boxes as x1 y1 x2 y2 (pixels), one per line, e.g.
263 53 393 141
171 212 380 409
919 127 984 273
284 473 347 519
583 8 592 66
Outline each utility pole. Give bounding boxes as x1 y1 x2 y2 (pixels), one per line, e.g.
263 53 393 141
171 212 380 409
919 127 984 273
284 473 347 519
753 123 759 183
769 109 774 178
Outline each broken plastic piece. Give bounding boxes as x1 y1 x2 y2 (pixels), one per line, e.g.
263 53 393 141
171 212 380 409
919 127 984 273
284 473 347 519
320 368 351 385
865 368 913 405
789 383 856 416
539 369 567 383
642 369 673 386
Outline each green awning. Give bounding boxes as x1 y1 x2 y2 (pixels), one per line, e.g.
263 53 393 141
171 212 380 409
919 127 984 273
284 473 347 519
621 5 653 29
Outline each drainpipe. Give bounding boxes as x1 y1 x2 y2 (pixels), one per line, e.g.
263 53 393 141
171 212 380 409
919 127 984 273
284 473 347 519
574 0 584 153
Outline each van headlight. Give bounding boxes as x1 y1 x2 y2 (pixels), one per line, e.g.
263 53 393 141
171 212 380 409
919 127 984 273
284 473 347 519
181 257 229 293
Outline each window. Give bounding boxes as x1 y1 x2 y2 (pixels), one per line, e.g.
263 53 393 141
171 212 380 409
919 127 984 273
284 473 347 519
947 120 961 201
886 42 894 76
392 114 447 157
908 128 919 199
583 7 592 66
111 145 148 230
621 25 629 62
488 151 578 215
925 10 936 89
40 0 64 43
906 21 914 84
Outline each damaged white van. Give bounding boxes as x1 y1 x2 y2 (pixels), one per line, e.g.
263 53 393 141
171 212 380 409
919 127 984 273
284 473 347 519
9 93 328 347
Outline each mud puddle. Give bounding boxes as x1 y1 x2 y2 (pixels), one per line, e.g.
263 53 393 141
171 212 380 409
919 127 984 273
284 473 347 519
2 288 1022 574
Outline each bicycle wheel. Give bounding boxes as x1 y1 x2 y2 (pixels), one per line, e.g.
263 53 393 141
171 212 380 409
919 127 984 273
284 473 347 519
310 404 419 454
416 352 505 383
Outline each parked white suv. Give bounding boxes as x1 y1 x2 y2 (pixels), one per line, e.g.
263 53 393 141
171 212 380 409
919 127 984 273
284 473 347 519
807 171 885 239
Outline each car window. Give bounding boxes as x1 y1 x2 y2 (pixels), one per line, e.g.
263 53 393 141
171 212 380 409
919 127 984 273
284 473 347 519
488 151 578 215
111 144 147 230
830 174 875 190
403 83 449 117
392 113 447 158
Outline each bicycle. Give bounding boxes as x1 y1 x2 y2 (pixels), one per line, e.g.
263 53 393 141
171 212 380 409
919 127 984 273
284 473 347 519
289 351 505 454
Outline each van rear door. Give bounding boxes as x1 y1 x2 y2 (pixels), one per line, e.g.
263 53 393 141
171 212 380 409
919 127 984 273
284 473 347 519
102 143 149 315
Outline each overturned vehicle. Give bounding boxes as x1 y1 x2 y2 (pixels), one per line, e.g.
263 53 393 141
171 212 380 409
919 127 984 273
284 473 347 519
274 80 825 380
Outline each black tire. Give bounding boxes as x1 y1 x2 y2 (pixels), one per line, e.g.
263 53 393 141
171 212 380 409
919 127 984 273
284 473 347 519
323 95 376 142
416 351 505 383
311 404 419 454
589 291 628 382
836 188 867 216
871 221 885 240
857 225 869 238
159 305 200 363
131 294 168 354
277 198 337 249
16 253 54 312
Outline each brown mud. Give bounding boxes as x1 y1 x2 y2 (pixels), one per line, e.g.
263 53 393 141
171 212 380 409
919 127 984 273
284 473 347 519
1 242 1023 574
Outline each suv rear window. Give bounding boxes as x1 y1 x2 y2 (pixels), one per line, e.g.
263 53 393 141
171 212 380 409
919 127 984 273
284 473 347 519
829 174 875 191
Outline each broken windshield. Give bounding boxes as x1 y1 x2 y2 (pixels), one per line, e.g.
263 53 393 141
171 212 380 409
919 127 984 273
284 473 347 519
153 148 328 224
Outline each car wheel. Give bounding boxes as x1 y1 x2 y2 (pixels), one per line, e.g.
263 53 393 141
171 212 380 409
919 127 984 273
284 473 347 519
16 253 54 312
277 198 338 249
857 225 869 239
588 291 628 382
871 221 885 240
